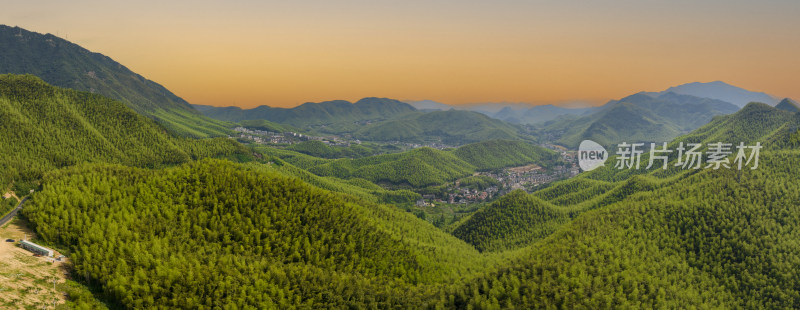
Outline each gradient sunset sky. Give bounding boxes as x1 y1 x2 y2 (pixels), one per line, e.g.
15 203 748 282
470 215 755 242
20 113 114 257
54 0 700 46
3 0 799 108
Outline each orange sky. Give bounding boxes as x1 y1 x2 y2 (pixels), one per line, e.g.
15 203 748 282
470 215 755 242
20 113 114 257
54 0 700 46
3 1 799 108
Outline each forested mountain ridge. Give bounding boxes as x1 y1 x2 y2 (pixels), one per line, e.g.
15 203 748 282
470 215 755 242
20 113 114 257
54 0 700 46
13 79 800 308
0 74 249 191
776 98 800 112
260 140 559 187
23 159 494 309
451 101 799 253
615 92 740 129
492 104 600 124
0 25 232 138
451 190 570 252
547 91 741 148
673 102 798 151
352 109 527 144
197 97 417 125
445 148 800 308
552 102 683 148
442 103 800 308
309 147 476 188
452 139 558 170
662 80 779 107
203 98 530 144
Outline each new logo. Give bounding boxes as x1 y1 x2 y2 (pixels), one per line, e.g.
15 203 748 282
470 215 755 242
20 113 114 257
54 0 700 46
578 140 608 171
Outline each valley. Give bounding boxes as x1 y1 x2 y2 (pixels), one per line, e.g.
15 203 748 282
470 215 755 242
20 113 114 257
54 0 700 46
1 20 799 309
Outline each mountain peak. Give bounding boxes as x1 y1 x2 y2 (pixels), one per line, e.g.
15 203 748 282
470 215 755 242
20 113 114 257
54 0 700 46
739 101 777 114
776 98 800 112
664 81 778 108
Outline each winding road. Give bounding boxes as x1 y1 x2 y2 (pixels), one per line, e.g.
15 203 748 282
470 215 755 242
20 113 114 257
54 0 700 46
0 197 28 226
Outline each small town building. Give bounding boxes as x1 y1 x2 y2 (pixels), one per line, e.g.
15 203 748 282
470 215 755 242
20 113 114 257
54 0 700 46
19 240 54 257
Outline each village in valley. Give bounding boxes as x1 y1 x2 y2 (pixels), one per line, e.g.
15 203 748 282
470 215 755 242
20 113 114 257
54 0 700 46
233 126 457 150
233 126 360 146
417 151 581 207
233 126 583 208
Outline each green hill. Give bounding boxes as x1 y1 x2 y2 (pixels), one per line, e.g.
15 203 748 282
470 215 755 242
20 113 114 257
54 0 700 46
354 110 524 144
549 92 740 148
0 74 248 190
285 140 378 159
446 149 800 308
202 99 526 145
0 25 232 138
451 190 571 252
23 159 490 309
453 139 559 170
555 102 682 147
253 158 421 205
776 98 800 112
443 103 800 308
198 97 417 126
625 92 740 129
15 92 800 308
674 102 797 149
308 147 475 187
262 140 559 187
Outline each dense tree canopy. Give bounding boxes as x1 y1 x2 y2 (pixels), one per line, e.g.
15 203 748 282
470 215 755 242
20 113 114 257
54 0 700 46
5 69 800 308
261 140 559 188
0 74 250 191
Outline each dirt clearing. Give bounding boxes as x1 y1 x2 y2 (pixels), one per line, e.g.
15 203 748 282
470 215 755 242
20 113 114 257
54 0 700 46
0 217 69 309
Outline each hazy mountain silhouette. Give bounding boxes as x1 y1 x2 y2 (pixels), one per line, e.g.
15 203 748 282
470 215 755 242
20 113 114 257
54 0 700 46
658 81 778 107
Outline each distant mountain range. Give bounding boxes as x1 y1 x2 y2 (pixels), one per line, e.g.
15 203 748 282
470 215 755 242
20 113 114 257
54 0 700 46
352 109 526 144
404 100 454 111
546 92 741 148
655 81 779 107
409 81 784 126
0 25 232 138
198 78 792 147
405 100 599 124
195 97 416 126
492 105 600 124
531 81 796 148
198 99 533 144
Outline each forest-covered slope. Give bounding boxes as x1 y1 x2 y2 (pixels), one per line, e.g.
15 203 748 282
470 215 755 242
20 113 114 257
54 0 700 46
0 74 249 190
21 101 800 309
442 103 800 308
548 92 740 148
353 110 525 144
0 25 232 138
261 140 559 188
23 159 493 309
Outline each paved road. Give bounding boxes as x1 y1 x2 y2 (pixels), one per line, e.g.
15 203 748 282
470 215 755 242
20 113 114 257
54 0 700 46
0 197 28 226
